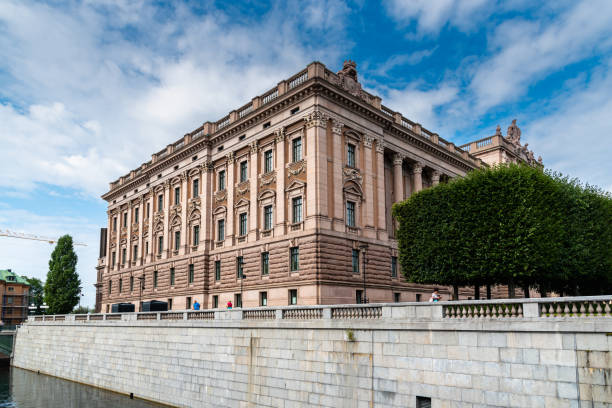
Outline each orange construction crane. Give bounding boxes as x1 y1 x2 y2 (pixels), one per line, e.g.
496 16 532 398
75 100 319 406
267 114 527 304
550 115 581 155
0 229 87 246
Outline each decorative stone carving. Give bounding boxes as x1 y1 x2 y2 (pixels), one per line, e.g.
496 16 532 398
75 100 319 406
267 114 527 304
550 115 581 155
304 110 328 129
180 171 188 181
331 119 344 135
431 170 441 184
201 160 213 172
343 167 363 185
329 60 374 104
154 211 164 225
287 160 306 178
393 154 404 166
412 162 424 174
495 125 502 136
236 181 250 196
506 119 521 145
375 137 385 153
274 128 286 143
249 141 259 155
214 190 227 203
225 151 235 164
260 172 276 187
363 135 374 148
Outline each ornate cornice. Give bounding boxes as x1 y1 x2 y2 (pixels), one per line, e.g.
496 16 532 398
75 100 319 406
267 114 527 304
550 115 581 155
363 135 374 148
304 109 328 129
274 128 286 143
331 119 344 135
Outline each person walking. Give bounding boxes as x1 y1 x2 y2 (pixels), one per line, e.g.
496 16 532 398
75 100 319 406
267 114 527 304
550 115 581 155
193 300 200 310
429 288 441 302
227 300 233 309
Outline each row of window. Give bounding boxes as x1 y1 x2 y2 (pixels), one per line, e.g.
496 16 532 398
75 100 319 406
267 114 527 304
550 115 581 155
109 264 196 294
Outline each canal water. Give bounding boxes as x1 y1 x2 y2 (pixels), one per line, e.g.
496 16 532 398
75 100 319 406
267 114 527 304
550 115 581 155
0 366 166 407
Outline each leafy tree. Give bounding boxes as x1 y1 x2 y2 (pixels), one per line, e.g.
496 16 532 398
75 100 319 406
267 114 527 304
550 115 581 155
72 305 91 314
44 235 81 314
393 164 612 297
24 277 44 314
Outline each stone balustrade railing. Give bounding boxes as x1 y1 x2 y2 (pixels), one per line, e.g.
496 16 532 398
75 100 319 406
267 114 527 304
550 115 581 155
28 296 612 324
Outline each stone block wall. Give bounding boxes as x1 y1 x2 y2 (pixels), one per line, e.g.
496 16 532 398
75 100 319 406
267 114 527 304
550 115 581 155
12 299 612 407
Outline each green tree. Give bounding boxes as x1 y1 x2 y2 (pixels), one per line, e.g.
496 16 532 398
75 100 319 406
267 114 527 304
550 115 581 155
393 164 612 297
24 277 44 314
44 235 81 314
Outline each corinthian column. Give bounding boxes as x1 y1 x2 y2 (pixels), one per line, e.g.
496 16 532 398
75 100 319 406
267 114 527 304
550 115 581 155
375 138 387 240
363 135 375 234
304 109 329 230
393 154 404 203
249 141 258 240
431 170 441 186
412 162 423 193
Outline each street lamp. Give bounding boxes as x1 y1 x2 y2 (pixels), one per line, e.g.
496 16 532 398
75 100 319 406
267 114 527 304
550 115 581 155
359 243 369 303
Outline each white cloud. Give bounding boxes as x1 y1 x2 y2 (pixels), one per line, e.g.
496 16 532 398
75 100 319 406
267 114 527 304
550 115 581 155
384 84 459 130
470 0 612 111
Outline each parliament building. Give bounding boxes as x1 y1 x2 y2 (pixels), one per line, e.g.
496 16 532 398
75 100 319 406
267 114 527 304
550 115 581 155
95 61 540 312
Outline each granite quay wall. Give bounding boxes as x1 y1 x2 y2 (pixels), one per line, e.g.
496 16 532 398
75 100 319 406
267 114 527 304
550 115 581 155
12 296 612 408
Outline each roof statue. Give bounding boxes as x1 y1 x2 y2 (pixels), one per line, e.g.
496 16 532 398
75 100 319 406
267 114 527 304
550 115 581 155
330 60 373 104
506 119 521 145
495 125 502 136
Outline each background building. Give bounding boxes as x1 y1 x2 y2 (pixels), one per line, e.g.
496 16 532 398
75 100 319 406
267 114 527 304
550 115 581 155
0 269 30 326
96 60 539 312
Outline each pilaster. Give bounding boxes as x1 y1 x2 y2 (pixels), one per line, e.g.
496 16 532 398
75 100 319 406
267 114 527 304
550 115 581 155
180 171 188 255
126 203 132 266
362 134 375 238
274 129 286 235
331 119 344 231
375 138 387 240
137 197 144 266
201 161 212 251
304 109 329 230
147 191 154 263
249 141 259 240
226 152 235 245
163 180 170 258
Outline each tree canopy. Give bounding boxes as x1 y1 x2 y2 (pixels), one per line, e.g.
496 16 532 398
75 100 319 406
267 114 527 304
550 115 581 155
44 235 81 314
392 163 612 296
24 276 44 314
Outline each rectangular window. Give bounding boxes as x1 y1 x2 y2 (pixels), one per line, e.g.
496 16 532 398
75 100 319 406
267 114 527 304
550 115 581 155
289 289 297 305
290 247 299 272
347 143 356 167
391 256 398 278
218 170 226 190
261 252 269 276
235 293 242 308
108 280 112 295
111 251 116 267
174 187 180 205
186 297 192 309
158 236 163 253
113 217 117 231
174 231 180 250
189 264 194 284
192 179 199 198
416 396 432 408
260 292 267 307
416 294 422 302
133 244 138 260
212 295 218 308
394 293 401 303
239 213 247 236
130 276 134 292
356 290 363 304
236 256 244 278
170 267 175 286
193 225 200 246
141 275 145 290
168 298 173 310
134 207 139 224
292 197 302 224
145 241 149 255
119 278 122 293
346 201 356 227
158 194 163 211
122 248 126 265
154 270 158 288
215 260 221 281
292 137 302 162
264 150 273 173
264 205 273 230
352 249 360 274
123 212 127 228
218 219 225 241
146 203 150 218
240 161 248 182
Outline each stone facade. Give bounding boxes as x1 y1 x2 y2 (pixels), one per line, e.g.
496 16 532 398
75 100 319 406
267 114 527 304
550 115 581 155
96 60 539 313
0 269 29 326
14 297 612 407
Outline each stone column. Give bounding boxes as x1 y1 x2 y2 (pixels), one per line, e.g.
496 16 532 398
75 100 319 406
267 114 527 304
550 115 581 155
362 135 375 235
304 110 328 230
106 211 113 273
137 197 144 266
200 161 212 250
249 141 259 240
331 120 344 231
375 138 387 239
114 211 120 271
274 129 286 235
180 171 188 255
432 170 441 187
412 162 423 193
226 152 235 245
393 153 404 203
126 202 132 266
147 189 154 263
163 180 170 258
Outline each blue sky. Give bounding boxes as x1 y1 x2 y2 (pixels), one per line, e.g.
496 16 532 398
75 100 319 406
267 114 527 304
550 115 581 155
1 0 611 307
